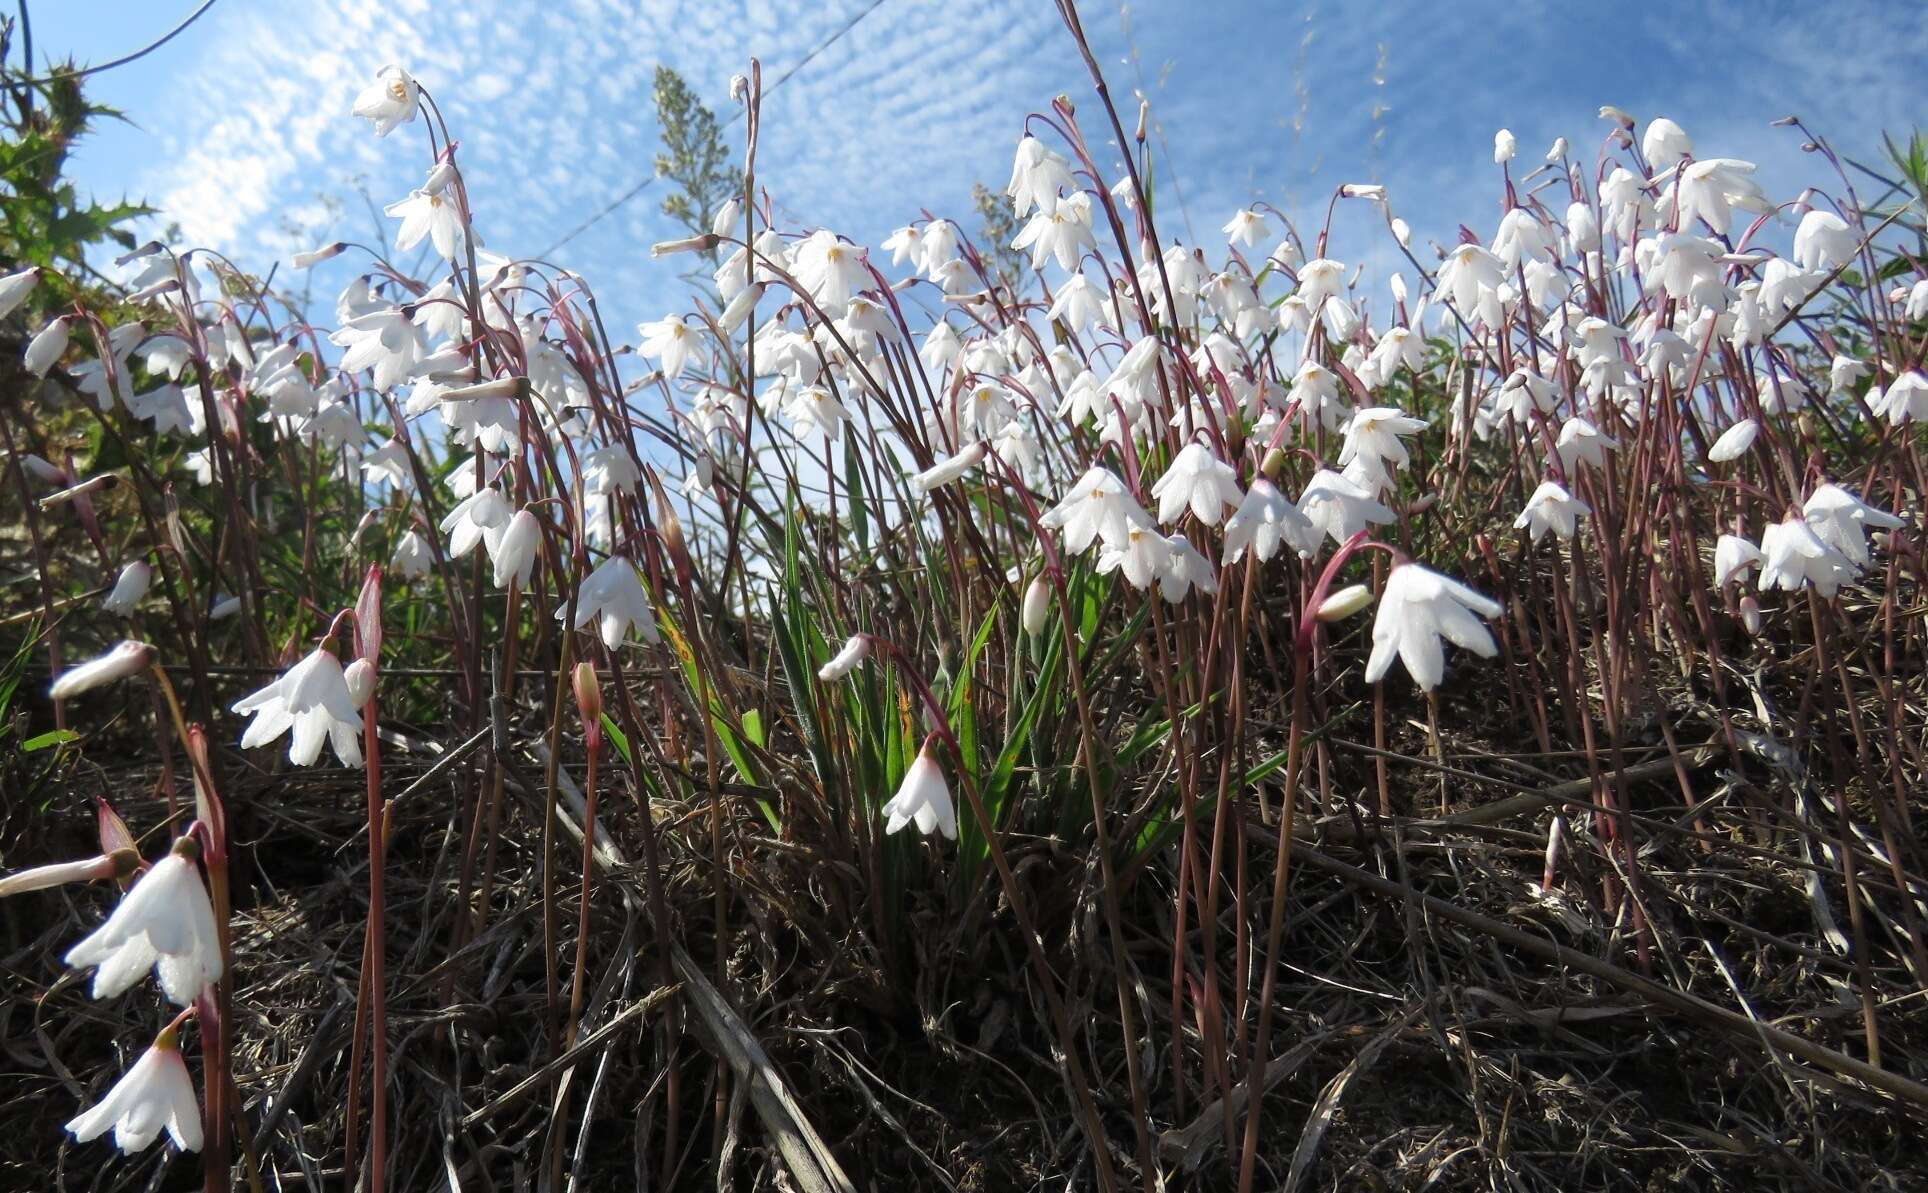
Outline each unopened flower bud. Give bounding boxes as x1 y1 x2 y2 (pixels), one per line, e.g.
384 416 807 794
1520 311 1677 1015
1260 447 1288 481
50 641 155 701
25 316 70 376
423 160 458 195
440 376 527 402
651 233 719 258
38 472 117 508
1315 583 1374 623
1021 576 1053 635
1738 596 1763 636
816 635 869 682
1341 183 1386 200
572 660 602 725
729 74 749 103
0 851 132 898
344 658 377 709
1493 128 1517 164
292 242 348 269
1390 217 1411 247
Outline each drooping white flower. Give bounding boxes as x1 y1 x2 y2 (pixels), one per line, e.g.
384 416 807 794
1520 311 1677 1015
1792 209 1857 272
1339 407 1427 491
1222 477 1316 564
330 308 422 391
1222 208 1271 247
1435 244 1508 326
1802 483 1902 568
49 641 155 701
1012 194 1096 271
1714 534 1765 587
1157 533 1218 602
1706 419 1759 463
881 224 924 268
440 487 511 559
1513 481 1590 543
1299 468 1395 546
361 439 412 490
1556 417 1618 472
1150 442 1242 527
1094 508 1171 590
232 646 364 767
561 554 658 649
385 189 465 261
1666 158 1770 238
781 384 849 443
65 1035 202 1154
1040 467 1138 555
1759 514 1854 596
791 229 870 315
351 65 421 137
25 315 69 376
1006 135 1075 219
0 266 39 318
64 843 222 1005
1365 564 1503 691
882 745 957 839
490 509 541 589
391 529 434 578
1872 369 1928 426
1641 117 1693 170
102 561 152 616
638 316 699 380
817 635 869 682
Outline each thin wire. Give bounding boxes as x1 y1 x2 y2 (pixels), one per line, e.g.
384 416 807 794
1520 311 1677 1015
14 0 221 85
537 0 891 259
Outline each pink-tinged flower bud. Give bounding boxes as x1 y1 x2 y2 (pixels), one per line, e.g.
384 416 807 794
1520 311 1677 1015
1315 583 1374 623
21 453 66 485
343 658 377 710
50 640 155 701
572 661 603 725
1738 596 1763 636
1021 576 1053 635
291 242 347 269
1542 814 1566 890
816 635 869 682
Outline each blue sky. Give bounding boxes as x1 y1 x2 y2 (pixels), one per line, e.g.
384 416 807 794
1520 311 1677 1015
26 0 1928 334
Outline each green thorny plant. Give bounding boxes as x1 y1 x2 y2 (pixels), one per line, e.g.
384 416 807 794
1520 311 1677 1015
6 2 1928 1190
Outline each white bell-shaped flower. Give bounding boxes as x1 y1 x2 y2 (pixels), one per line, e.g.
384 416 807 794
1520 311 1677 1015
64 843 222 1005
562 554 659 649
65 1033 203 1154
1365 564 1503 692
231 645 364 767
1150 442 1242 526
882 746 957 840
